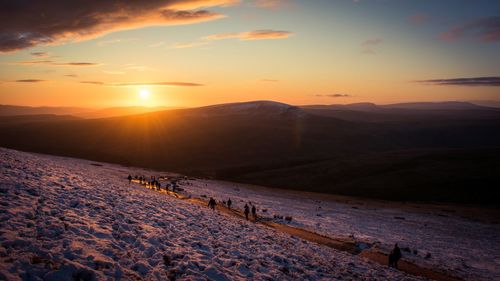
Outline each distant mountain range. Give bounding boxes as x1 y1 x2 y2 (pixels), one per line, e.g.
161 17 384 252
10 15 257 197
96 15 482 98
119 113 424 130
0 105 173 119
1 100 499 204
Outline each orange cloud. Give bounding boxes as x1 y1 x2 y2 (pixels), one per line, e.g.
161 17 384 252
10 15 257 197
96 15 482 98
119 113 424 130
0 0 237 52
204 29 293 41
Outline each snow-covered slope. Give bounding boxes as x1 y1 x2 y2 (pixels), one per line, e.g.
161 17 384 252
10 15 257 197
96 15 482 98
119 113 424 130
181 180 500 281
0 148 418 281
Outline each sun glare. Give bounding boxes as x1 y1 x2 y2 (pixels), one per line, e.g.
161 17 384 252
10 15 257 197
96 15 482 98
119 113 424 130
139 89 150 100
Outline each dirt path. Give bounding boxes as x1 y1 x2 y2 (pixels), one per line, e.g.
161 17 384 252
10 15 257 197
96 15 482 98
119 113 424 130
135 182 463 281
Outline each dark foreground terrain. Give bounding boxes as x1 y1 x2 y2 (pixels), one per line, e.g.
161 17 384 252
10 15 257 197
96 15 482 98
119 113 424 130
1 101 499 204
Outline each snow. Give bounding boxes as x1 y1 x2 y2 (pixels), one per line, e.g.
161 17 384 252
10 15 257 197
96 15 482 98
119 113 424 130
181 180 500 281
0 148 420 280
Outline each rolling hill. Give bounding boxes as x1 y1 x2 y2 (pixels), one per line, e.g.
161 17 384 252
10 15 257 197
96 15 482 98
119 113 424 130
1 100 499 204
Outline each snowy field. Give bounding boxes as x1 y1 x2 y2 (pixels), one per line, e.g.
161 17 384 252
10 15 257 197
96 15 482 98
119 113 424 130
181 177 500 281
0 148 421 281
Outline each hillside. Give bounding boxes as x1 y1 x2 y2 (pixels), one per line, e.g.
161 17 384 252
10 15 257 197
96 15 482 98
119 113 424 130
0 148 421 280
1 100 500 203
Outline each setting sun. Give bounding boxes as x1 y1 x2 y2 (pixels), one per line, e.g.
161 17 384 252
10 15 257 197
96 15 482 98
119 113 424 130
139 89 150 100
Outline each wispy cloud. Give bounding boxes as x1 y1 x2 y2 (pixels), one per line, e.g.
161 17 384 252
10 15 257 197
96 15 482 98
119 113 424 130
361 38 383 54
204 29 293 41
316 93 352 98
14 60 99 67
415 76 500 87
80 81 105 85
409 13 428 25
79 81 204 87
30 51 49 58
253 0 291 9
0 0 237 52
261 79 278 82
113 82 204 87
64 74 78 78
171 41 211 49
124 64 157 72
149 41 166 48
97 38 138 47
15 79 45 83
102 70 125 75
439 16 500 42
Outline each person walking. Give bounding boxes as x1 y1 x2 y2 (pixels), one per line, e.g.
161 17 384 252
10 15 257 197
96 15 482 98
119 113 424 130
227 198 232 210
208 197 217 211
251 205 257 220
388 243 402 269
127 174 132 184
244 204 250 220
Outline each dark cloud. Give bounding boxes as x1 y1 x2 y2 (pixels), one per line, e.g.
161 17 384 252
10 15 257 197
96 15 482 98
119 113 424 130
316 93 351 98
15 79 45 83
0 0 237 52
439 16 500 42
415 77 500 87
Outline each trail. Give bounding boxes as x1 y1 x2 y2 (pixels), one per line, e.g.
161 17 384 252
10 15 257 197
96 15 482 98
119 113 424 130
135 181 463 281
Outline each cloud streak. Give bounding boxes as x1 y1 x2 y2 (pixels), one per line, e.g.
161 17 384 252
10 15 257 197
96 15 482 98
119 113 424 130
0 0 237 52
79 81 204 87
204 30 292 41
316 93 352 98
415 77 500 87
439 16 500 42
14 60 99 67
15 79 45 83
253 0 291 9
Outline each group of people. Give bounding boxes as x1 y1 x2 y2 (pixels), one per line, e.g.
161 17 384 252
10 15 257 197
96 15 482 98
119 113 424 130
127 174 403 270
207 197 258 221
128 174 179 192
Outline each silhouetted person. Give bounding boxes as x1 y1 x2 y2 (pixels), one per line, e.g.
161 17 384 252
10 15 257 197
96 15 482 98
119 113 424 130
388 243 402 269
244 204 250 220
208 197 216 210
127 175 132 184
251 205 257 219
227 198 232 210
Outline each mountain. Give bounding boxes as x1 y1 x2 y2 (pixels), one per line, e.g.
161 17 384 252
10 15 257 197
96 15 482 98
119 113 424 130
1 100 499 204
0 105 90 116
301 101 500 123
0 104 176 119
75 106 172 119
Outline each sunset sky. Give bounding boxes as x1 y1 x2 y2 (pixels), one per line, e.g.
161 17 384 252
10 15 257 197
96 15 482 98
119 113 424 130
1 0 499 108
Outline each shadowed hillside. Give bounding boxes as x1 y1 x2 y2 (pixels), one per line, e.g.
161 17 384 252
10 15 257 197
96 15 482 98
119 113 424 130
1 100 499 204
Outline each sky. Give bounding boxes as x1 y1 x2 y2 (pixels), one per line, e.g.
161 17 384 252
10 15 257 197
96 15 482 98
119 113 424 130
0 0 499 108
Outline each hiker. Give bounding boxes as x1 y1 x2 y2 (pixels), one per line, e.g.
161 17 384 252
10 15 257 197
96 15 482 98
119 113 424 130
127 175 132 184
388 243 402 269
208 198 216 210
244 204 250 220
251 205 257 219
227 198 232 210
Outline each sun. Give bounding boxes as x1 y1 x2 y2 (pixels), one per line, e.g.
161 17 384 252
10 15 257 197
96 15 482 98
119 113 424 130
139 89 150 100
